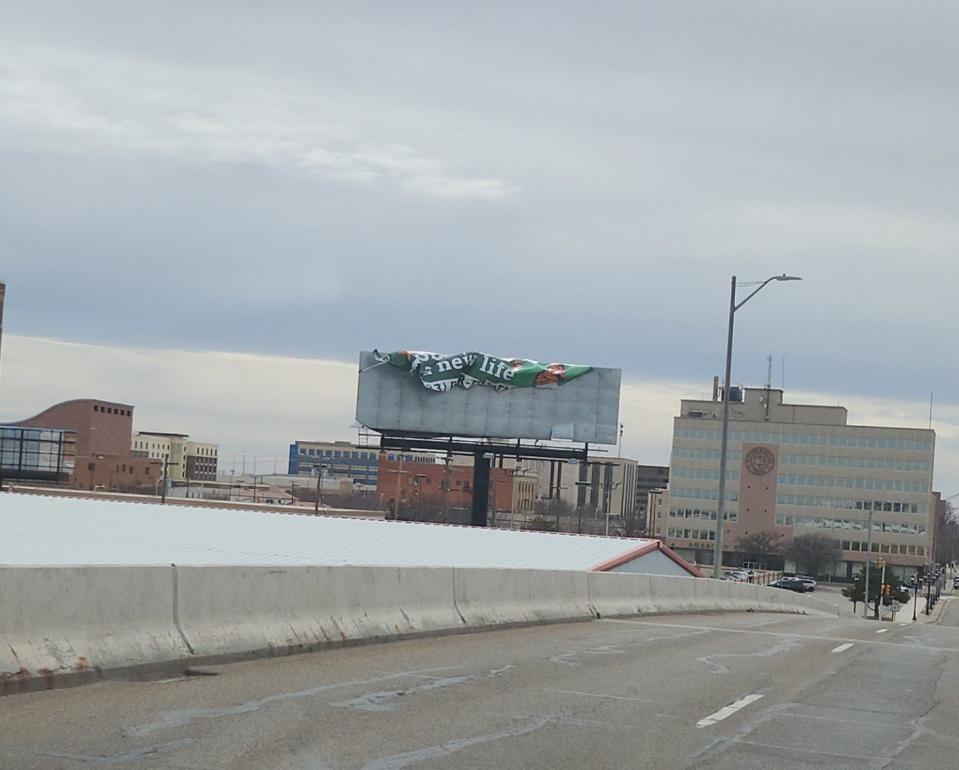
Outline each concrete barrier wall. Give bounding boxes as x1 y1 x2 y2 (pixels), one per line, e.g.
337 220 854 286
453 568 593 627
0 566 189 695
176 565 461 658
587 571 844 618
1 565 847 694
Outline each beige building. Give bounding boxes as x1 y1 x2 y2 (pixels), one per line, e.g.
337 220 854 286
133 432 219 482
662 386 935 577
647 488 669 538
557 456 638 523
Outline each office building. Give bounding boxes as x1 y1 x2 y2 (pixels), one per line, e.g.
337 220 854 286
661 386 935 577
289 440 380 486
288 440 435 488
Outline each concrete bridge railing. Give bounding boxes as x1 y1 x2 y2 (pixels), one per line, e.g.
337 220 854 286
0 565 848 695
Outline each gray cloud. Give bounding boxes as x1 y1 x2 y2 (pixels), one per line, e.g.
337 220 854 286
2 1 958 438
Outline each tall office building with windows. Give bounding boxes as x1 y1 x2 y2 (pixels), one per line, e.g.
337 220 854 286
657 386 935 578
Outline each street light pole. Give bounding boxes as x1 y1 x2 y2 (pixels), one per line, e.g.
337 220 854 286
714 277 737 578
712 273 802 579
863 508 876 618
913 569 920 622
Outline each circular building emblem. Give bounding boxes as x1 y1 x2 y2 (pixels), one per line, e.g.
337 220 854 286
745 446 776 476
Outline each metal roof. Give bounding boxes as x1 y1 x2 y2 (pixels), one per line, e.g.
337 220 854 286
0 492 694 573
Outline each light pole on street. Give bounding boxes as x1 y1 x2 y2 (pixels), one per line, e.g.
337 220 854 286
913 568 921 622
713 274 802 579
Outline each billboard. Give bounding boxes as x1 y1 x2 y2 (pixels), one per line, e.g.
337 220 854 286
355 350 621 444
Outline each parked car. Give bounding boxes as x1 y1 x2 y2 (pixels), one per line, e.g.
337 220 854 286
953 576 959 589
723 570 749 582
771 578 808 593
794 575 817 591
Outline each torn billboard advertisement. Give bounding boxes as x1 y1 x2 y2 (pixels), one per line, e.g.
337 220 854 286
357 351 621 443
374 350 591 393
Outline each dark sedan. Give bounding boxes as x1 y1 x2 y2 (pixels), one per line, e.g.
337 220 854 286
771 578 808 593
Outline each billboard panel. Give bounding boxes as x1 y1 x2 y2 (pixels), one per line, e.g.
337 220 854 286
355 350 621 444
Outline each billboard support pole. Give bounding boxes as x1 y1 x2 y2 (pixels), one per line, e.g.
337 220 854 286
471 451 490 528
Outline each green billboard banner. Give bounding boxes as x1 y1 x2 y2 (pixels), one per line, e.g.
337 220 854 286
374 350 591 393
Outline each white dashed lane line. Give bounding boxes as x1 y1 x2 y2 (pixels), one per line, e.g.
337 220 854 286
831 643 854 653
876 629 888 634
696 694 764 728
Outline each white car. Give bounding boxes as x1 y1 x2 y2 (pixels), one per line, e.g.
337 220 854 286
794 575 817 591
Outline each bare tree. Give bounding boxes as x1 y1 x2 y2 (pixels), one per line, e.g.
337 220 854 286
735 531 782 566
785 533 841 578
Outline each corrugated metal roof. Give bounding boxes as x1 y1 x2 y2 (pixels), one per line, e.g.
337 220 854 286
0 493 678 572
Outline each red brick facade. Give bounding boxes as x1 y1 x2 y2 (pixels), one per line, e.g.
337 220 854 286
377 459 514 512
13 399 134 457
11 398 157 491
73 454 163 493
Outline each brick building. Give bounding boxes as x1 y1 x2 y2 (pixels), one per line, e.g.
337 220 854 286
7 398 161 491
377 458 514 515
13 398 135 457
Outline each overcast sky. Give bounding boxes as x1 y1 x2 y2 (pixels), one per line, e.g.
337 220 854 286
2 3 958 488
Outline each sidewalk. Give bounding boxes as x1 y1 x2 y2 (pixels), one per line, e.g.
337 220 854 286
895 592 953 624
895 594 926 624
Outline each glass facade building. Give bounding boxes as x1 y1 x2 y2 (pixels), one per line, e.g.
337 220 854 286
0 426 76 483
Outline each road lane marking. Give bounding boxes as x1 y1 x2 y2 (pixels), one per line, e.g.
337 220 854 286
696 694 764 728
599 619 959 653
876 628 888 634
831 643 854 653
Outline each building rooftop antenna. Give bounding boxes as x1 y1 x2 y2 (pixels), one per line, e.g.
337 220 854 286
764 354 773 420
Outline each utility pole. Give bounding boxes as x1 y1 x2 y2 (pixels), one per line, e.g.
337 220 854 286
314 463 324 515
160 459 178 504
444 451 452 519
395 453 404 518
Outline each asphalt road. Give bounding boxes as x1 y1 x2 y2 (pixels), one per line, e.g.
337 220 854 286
936 595 959 626
2 610 958 770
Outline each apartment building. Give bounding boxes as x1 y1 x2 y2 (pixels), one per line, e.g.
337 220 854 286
635 465 669 535
133 432 219 482
558 456 638 522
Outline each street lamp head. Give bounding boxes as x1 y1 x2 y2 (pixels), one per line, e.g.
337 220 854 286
775 274 802 282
